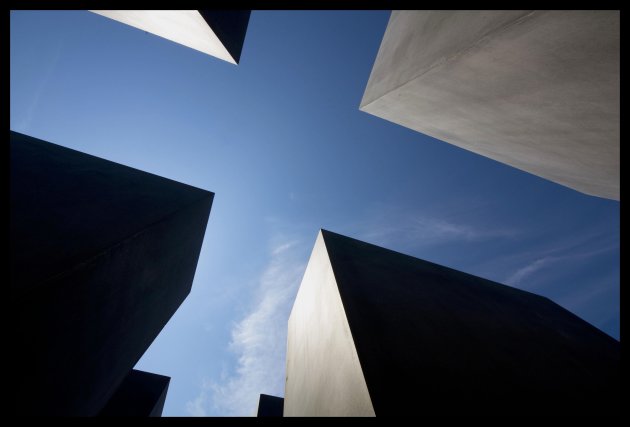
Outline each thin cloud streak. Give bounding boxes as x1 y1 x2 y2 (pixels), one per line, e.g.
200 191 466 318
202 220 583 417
352 210 517 250
186 238 305 416
505 256 557 286
505 244 618 287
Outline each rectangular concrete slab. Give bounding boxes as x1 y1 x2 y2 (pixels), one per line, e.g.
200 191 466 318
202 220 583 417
99 369 170 417
256 394 284 417
361 11 619 199
10 131 213 415
90 10 250 64
285 230 620 416
285 232 375 416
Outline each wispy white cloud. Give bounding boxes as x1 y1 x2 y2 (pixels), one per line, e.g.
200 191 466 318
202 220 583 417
186 238 306 416
186 385 209 416
351 209 517 250
504 244 618 288
271 241 297 256
504 256 557 286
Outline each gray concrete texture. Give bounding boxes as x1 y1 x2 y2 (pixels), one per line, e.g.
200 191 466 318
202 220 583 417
10 131 213 415
285 233 375 416
285 230 620 416
360 11 619 200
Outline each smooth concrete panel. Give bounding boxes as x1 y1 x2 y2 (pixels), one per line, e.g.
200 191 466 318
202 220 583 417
90 10 250 64
361 11 619 200
100 369 170 417
284 232 375 417
10 131 213 415
360 10 532 107
321 230 619 416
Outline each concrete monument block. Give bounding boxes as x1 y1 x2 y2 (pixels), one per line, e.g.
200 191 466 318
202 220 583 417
11 131 213 415
99 369 170 417
90 10 250 64
256 394 284 417
361 11 619 199
285 230 619 416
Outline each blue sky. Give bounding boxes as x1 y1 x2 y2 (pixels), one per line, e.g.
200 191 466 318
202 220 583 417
10 10 619 416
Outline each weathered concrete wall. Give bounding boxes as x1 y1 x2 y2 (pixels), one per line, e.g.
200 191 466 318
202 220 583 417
10 131 213 415
361 11 619 200
284 232 375 416
286 229 620 416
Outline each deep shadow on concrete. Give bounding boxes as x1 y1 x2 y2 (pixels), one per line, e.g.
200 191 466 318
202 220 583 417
286 229 620 416
256 394 284 417
99 369 170 417
10 131 213 416
199 10 250 64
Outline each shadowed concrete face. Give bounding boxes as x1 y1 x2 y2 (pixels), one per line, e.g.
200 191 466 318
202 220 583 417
100 370 170 417
361 11 619 200
256 394 284 417
285 230 620 416
90 10 250 64
10 131 213 415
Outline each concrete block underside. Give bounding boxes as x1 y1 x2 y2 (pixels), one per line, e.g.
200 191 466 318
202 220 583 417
285 230 620 416
361 11 619 200
90 10 250 64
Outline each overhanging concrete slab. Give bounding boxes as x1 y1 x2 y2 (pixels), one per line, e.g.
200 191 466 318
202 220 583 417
90 10 250 64
10 131 213 415
361 11 619 200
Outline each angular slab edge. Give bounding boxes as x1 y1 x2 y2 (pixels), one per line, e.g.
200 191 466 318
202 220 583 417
99 369 170 417
256 394 284 417
284 230 375 416
198 10 251 64
90 10 237 64
359 11 619 200
319 229 619 415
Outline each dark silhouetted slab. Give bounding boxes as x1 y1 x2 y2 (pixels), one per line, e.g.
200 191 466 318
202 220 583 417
100 369 170 417
256 394 284 417
10 131 213 416
199 10 251 64
285 230 620 416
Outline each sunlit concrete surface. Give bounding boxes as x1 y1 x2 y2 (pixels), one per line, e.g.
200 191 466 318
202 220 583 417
90 10 250 64
284 232 375 416
361 11 619 200
284 229 620 416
